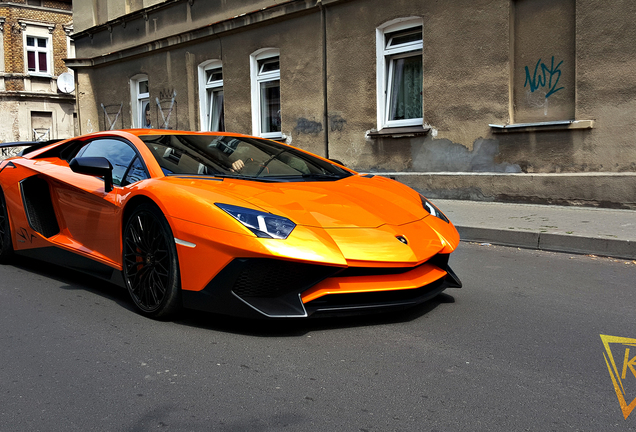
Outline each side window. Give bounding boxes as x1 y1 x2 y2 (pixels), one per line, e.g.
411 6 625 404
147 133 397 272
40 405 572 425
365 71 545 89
76 139 144 187
123 156 149 186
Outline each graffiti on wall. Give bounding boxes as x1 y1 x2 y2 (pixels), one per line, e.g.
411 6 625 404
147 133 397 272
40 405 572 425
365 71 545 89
329 115 347 132
101 103 124 130
294 118 322 135
32 128 50 141
524 56 564 99
156 89 177 129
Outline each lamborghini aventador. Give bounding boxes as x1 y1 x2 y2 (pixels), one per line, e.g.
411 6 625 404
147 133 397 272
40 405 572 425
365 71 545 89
0 130 461 319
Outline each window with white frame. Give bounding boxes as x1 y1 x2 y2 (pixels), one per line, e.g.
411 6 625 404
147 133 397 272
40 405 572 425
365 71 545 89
376 18 423 129
250 49 281 138
130 75 150 128
65 26 75 72
198 60 225 132
25 34 52 76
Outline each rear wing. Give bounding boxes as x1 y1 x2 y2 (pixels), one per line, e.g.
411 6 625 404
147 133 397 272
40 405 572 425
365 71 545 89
0 139 64 157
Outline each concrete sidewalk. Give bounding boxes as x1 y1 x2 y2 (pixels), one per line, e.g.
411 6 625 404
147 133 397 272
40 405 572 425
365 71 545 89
433 199 636 259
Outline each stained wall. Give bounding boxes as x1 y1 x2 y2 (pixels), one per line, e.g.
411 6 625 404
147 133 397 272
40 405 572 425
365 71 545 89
69 0 636 205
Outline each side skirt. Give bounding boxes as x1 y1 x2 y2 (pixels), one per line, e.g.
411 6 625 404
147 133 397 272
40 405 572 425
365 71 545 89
16 246 125 288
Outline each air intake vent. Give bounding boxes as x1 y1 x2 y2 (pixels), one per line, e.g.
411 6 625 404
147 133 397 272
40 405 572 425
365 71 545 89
20 176 60 238
231 259 337 298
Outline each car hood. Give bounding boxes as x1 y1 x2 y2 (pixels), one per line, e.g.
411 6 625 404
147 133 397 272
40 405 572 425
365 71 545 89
227 175 431 228
165 174 429 228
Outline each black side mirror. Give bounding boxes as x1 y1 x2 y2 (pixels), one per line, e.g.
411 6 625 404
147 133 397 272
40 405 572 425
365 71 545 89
329 159 345 167
69 157 114 193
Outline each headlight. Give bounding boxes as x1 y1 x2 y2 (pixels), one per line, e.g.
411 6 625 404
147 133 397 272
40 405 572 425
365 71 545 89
216 203 296 239
420 196 449 223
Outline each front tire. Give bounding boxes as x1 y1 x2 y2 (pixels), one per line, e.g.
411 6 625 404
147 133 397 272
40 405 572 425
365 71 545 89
0 187 14 263
122 203 181 319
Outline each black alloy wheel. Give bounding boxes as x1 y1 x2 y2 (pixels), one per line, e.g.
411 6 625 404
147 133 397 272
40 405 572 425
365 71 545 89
123 203 181 319
0 188 13 263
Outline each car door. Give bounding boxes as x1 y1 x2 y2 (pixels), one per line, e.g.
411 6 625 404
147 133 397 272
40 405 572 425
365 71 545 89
49 137 148 266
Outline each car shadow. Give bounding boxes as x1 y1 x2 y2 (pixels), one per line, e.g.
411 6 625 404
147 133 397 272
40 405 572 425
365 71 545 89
173 293 456 337
8 255 135 311
7 255 456 336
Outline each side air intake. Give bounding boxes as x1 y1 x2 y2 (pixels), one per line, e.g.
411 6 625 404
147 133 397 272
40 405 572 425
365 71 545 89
20 176 60 238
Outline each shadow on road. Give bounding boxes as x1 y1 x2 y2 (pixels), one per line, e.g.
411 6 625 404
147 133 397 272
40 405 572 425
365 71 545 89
173 293 456 337
6 254 456 336
8 255 134 311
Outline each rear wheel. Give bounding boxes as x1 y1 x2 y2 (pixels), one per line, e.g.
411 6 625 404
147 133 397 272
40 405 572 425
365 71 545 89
122 204 181 319
0 188 14 263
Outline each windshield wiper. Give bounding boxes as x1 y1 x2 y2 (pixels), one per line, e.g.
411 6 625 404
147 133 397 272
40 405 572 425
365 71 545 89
209 173 249 179
255 149 287 178
168 173 245 180
301 173 345 180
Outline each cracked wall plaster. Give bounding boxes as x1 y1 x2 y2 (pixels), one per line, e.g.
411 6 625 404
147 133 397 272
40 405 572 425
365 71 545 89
411 138 522 173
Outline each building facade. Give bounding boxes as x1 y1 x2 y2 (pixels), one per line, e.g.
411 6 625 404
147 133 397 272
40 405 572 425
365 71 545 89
0 0 75 155
68 0 636 208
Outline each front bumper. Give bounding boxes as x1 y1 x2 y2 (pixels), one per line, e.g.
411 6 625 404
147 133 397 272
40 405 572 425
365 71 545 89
181 254 462 319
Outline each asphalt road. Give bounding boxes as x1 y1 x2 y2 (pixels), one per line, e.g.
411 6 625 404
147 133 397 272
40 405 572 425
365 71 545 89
1 243 635 432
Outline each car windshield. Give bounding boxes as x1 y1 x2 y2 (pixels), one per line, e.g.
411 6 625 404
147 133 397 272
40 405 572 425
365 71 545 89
138 134 351 181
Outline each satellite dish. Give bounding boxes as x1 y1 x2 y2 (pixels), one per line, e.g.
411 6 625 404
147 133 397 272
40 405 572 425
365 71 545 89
57 72 75 94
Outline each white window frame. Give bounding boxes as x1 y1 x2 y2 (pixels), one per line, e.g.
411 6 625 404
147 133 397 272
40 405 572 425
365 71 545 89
198 60 224 132
376 18 423 130
250 48 282 139
0 19 5 74
65 26 75 73
23 24 53 77
130 74 149 128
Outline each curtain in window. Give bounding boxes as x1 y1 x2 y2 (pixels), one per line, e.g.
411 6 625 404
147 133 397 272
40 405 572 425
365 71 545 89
260 80 281 133
208 89 225 132
27 52 36 71
38 52 47 73
388 55 422 121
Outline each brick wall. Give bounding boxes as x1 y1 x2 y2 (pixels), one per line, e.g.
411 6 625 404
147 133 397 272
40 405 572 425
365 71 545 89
1 2 72 79
44 1 72 12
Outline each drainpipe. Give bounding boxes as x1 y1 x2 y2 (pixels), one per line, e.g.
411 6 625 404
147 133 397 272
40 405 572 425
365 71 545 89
319 0 329 158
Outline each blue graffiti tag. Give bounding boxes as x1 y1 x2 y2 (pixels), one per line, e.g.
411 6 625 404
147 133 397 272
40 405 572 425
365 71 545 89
524 56 564 98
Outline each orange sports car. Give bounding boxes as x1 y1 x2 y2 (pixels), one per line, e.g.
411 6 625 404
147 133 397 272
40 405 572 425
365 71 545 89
0 130 461 319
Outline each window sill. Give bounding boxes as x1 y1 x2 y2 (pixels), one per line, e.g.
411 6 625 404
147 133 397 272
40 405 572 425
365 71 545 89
27 73 53 79
260 133 284 138
258 133 286 143
489 120 594 133
367 125 430 138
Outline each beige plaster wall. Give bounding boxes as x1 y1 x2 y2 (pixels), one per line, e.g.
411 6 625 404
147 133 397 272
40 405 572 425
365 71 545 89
574 0 636 172
325 0 512 171
73 0 299 46
0 98 75 143
513 0 575 123
73 0 636 177
495 0 636 173
219 10 325 155
81 11 326 159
